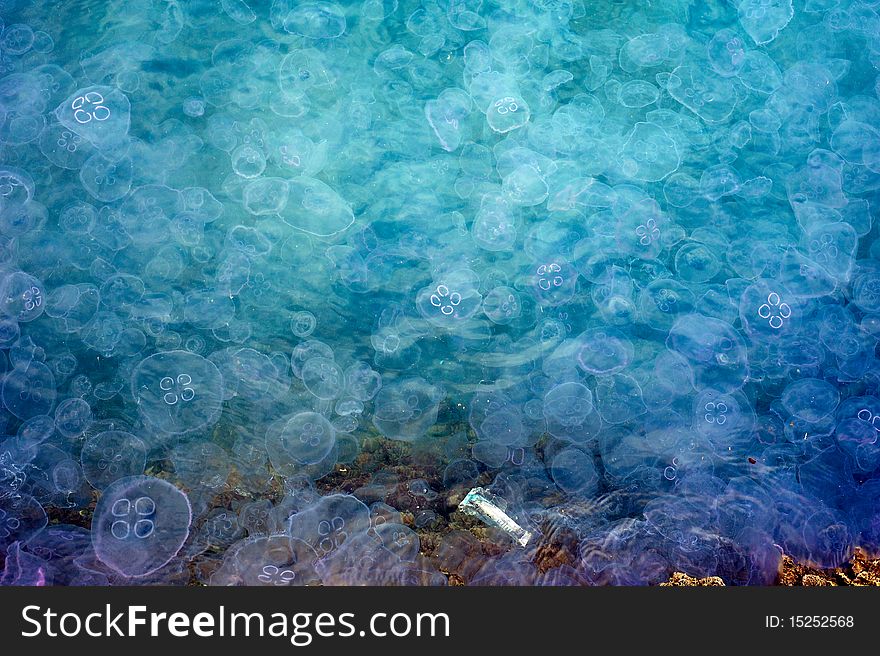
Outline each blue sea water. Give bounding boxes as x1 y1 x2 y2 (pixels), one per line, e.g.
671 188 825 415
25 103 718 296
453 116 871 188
1 0 880 585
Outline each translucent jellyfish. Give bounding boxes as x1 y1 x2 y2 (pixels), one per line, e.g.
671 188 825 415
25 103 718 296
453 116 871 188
0 494 47 553
595 374 646 425
38 121 95 170
91 475 191 578
617 80 659 108
551 447 599 495
285 314 315 345
616 199 666 260
80 430 147 490
801 508 852 569
100 274 144 310
0 271 44 322
738 281 799 341
425 88 472 153
477 407 524 448
738 52 783 95
804 222 857 283
55 86 130 150
693 388 756 448
852 271 880 314
300 357 344 400
472 195 517 251
482 286 522 325
738 0 793 45
486 94 530 134
706 29 746 77
415 269 482 328
639 278 697 330
1 361 56 420
130 350 224 435
543 382 601 444
574 327 634 376
281 177 354 239
230 144 266 179
283 2 347 39
666 65 739 123
292 339 335 378
619 121 679 183
170 441 230 492
666 314 749 391
0 318 18 348
79 152 133 202
531 258 578 307
183 289 235 329
212 536 320 586
781 379 840 423
674 241 721 283
243 177 288 215
502 165 548 207
372 377 442 442
278 48 336 100
54 397 92 438
221 0 256 24
280 412 336 465
287 494 371 558
344 361 382 401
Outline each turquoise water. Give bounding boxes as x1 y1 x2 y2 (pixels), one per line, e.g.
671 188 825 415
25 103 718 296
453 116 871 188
1 0 880 585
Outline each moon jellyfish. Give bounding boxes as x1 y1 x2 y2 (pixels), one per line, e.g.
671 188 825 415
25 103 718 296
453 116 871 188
281 177 354 238
287 494 371 558
53 397 92 438
91 475 191 578
416 269 483 328
300 357 344 400
543 382 600 444
80 430 147 489
283 2 347 39
290 311 317 338
618 122 680 182
551 447 599 495
55 86 130 150
130 350 224 435
574 327 634 376
372 377 442 442
0 494 47 554
275 411 337 465
781 378 840 423
212 535 321 586
2 361 56 420
486 94 530 134
738 0 793 45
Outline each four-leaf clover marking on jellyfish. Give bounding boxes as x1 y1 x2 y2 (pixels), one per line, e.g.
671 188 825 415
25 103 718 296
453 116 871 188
0 507 21 539
493 97 519 115
57 130 81 152
98 447 125 475
536 262 564 290
317 516 347 554
704 401 728 425
110 495 156 540
159 373 195 405
299 420 324 447
757 292 792 329
655 287 677 312
635 217 660 245
857 409 880 430
430 284 462 316
809 233 838 264
257 564 297 585
22 286 41 312
71 91 111 125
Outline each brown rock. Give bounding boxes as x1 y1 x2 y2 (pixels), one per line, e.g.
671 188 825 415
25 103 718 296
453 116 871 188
660 572 725 586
